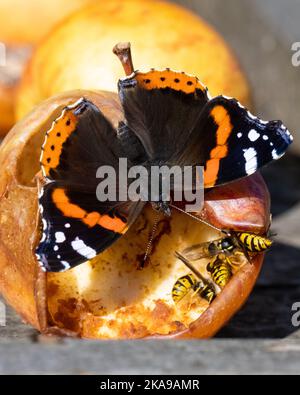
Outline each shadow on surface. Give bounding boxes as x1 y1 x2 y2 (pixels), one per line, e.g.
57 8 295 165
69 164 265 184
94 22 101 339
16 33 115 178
217 153 300 338
217 242 300 338
261 152 300 217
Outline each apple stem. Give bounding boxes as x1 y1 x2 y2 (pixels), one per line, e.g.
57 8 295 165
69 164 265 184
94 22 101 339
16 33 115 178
113 42 135 76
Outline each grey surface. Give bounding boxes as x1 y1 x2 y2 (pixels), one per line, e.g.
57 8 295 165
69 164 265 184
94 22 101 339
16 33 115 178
1 339 300 375
1 0 300 374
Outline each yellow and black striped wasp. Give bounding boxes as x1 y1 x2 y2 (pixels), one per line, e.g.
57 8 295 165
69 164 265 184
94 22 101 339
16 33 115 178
182 231 273 264
172 273 216 304
180 231 272 290
172 252 216 304
206 256 233 289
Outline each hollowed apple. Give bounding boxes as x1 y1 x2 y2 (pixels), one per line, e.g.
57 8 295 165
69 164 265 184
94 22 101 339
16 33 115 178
0 89 269 339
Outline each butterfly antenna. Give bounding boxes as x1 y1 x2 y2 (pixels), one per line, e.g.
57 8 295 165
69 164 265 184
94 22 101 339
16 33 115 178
113 42 135 76
170 203 226 234
142 211 160 266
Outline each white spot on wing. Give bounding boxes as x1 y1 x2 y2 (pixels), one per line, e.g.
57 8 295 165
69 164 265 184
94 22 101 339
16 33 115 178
243 147 258 175
248 129 260 142
65 223 71 228
71 237 97 260
272 149 284 160
38 188 44 198
42 219 47 230
55 232 66 243
35 254 47 272
54 245 59 251
61 261 71 271
237 132 243 138
263 135 269 140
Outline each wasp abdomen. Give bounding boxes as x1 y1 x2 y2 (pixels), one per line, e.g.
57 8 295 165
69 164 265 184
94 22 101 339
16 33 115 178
236 232 273 253
172 274 197 303
207 258 232 288
200 284 216 303
172 273 216 304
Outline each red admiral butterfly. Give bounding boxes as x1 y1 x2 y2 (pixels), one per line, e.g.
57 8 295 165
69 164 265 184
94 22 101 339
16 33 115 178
36 43 293 272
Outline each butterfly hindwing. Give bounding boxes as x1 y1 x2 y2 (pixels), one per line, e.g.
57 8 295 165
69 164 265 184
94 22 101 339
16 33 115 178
36 183 144 272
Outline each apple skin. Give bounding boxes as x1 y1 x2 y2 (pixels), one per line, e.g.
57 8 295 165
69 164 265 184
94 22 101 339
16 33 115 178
0 90 269 339
0 0 98 135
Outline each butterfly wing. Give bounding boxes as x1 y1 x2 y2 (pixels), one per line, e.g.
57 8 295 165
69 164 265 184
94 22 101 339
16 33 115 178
37 98 145 272
36 183 144 272
118 69 210 162
41 98 128 186
119 71 293 188
183 96 293 187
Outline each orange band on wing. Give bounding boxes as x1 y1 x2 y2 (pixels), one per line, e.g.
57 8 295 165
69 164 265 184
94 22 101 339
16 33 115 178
211 106 233 145
204 106 232 187
52 188 127 234
41 109 79 177
135 69 207 95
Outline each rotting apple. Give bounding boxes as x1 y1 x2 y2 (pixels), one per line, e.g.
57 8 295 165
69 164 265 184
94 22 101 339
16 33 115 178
0 88 269 339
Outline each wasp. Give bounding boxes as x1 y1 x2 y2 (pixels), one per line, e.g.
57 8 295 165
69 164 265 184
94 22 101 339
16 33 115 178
172 252 216 304
206 256 232 289
182 232 273 263
234 232 273 253
172 273 215 304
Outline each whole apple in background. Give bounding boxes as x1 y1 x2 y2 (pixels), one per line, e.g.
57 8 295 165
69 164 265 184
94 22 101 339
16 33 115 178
0 0 96 45
16 0 251 120
0 0 97 136
0 87 269 339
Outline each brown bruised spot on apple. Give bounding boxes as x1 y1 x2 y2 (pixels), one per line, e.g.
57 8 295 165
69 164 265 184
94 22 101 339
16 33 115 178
0 90 270 339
